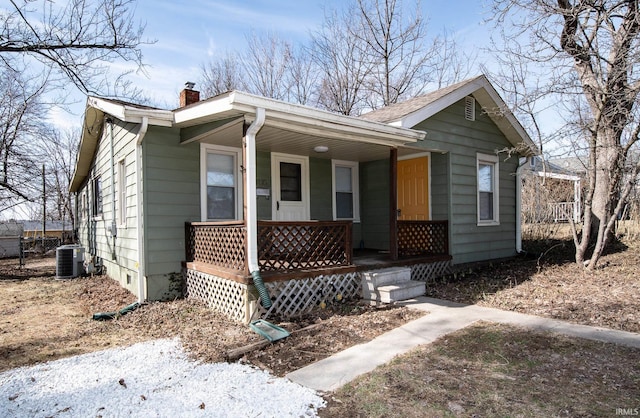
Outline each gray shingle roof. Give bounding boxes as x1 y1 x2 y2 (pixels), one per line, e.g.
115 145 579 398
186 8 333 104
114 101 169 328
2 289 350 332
359 76 483 123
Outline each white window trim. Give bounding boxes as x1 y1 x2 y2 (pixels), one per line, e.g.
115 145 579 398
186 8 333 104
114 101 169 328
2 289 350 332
200 144 243 222
477 153 500 226
118 159 127 227
332 159 360 222
92 175 103 221
270 152 310 221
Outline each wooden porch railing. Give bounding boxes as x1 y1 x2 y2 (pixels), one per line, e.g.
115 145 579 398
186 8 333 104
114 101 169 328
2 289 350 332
185 221 247 273
397 220 449 258
257 220 352 272
185 220 353 275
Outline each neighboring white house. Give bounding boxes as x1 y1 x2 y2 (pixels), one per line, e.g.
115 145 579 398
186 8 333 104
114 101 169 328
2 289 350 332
0 221 23 258
523 156 582 223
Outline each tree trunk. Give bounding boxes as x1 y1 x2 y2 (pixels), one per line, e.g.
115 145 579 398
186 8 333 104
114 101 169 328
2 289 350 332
581 127 623 268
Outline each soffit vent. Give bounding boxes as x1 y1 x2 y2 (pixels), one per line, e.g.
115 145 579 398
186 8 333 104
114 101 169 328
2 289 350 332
465 96 476 121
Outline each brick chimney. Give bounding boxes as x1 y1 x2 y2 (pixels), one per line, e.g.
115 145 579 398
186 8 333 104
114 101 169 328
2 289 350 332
180 82 200 107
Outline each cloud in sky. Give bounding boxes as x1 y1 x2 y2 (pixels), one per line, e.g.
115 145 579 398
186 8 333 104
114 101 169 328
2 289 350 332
50 0 492 129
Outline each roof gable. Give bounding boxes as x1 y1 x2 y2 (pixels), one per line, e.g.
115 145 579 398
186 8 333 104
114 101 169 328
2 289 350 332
360 75 538 155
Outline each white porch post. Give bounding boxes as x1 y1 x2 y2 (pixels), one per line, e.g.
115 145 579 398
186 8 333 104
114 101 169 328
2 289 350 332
574 179 581 223
245 108 265 273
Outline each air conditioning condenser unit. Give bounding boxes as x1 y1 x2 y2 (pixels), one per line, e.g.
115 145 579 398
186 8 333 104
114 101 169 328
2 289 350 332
56 244 85 279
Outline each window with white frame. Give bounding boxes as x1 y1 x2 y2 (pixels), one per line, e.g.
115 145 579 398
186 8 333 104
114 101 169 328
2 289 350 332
118 159 127 226
201 144 242 221
92 176 103 218
332 160 359 221
78 192 85 222
477 153 499 225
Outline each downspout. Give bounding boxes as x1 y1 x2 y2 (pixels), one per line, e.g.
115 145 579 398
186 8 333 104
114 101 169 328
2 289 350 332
107 118 117 260
245 108 271 308
135 117 149 304
515 156 530 253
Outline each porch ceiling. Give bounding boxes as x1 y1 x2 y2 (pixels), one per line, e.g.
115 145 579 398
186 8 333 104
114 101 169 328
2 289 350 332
189 117 438 162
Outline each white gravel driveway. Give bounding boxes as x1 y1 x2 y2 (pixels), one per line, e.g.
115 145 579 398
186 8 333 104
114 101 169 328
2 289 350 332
0 338 325 417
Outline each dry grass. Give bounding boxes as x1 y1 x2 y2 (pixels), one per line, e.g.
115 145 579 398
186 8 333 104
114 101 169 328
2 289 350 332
2 230 640 416
321 322 640 417
0 256 422 374
320 231 640 417
427 235 640 333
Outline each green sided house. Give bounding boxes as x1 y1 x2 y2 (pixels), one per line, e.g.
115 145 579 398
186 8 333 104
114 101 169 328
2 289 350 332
70 75 537 322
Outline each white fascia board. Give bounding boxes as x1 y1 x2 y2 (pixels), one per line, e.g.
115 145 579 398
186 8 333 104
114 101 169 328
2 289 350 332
230 92 425 145
174 92 238 125
233 91 424 139
534 171 581 181
174 90 424 146
399 80 484 129
264 109 424 146
124 109 173 127
86 97 174 127
87 97 127 120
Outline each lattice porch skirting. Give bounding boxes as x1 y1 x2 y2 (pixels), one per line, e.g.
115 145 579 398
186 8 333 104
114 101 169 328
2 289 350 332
185 268 361 323
261 272 360 318
184 269 255 323
185 261 448 323
410 259 452 284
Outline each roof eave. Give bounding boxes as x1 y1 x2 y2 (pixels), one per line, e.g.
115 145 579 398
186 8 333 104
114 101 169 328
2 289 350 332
87 97 174 127
70 98 176 193
397 76 539 156
175 90 426 146
70 105 105 192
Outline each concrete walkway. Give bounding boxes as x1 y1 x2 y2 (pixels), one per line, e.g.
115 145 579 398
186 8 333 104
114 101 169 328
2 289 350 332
286 297 640 392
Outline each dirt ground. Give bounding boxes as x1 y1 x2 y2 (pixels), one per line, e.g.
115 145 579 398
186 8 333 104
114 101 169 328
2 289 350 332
1 234 638 379
0 257 422 375
321 322 640 417
427 238 640 334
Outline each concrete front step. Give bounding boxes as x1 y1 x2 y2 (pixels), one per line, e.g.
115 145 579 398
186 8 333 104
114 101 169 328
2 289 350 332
361 267 411 287
377 280 426 303
361 267 413 302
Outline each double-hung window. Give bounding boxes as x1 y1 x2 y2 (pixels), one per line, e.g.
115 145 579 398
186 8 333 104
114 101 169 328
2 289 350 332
92 176 103 218
201 145 241 221
477 153 499 225
332 160 359 222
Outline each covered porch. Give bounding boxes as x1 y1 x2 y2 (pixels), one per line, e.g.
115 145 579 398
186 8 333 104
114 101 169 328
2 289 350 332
183 219 451 322
176 91 452 321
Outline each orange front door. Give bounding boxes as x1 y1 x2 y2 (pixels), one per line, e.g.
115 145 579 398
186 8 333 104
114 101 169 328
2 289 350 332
397 156 430 220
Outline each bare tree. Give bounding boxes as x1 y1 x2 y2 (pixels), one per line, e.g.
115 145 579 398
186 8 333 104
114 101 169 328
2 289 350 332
352 0 430 108
492 1 640 269
431 28 478 90
200 52 245 99
286 44 319 106
310 0 474 114
311 8 373 115
0 0 148 95
0 0 150 219
42 128 79 229
0 66 50 215
242 32 292 101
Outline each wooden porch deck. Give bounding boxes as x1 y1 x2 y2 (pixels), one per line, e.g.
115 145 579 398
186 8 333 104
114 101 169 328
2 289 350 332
353 249 452 271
